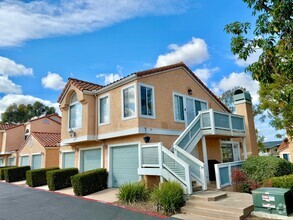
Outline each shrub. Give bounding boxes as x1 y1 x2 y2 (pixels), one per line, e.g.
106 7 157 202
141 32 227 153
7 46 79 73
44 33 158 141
231 168 249 193
4 166 30 182
151 181 184 214
117 182 149 204
46 168 78 191
266 174 293 192
26 167 59 187
71 168 108 196
242 156 293 183
0 166 16 180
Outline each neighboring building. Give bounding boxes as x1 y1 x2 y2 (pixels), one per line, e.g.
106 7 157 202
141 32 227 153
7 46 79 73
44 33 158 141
18 132 60 169
278 138 293 162
259 141 282 156
58 62 258 192
0 114 61 167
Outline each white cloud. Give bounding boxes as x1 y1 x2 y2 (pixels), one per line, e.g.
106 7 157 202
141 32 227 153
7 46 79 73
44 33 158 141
193 67 219 83
0 94 60 118
235 49 262 67
42 72 66 90
0 56 33 76
96 73 122 85
0 75 22 94
255 116 285 141
0 0 190 47
155 38 209 67
212 72 259 104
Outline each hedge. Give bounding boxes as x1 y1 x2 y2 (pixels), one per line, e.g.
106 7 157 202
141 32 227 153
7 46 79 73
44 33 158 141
4 166 31 183
26 167 59 187
242 156 293 183
71 168 108 196
46 168 78 191
0 166 16 180
266 174 293 192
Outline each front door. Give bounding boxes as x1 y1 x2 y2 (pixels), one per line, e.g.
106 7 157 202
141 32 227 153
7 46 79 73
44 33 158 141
185 98 196 126
232 143 241 161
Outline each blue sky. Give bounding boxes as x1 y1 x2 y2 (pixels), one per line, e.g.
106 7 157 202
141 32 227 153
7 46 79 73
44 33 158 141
0 0 284 141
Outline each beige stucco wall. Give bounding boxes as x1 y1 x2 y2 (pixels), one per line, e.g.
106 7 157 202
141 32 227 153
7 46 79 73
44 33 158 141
29 118 61 134
0 132 3 152
279 138 293 162
45 148 60 168
235 102 258 156
5 125 25 152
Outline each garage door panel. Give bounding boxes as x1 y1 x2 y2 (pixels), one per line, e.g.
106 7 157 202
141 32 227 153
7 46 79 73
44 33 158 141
81 148 101 172
32 154 42 169
111 145 138 187
20 156 29 166
63 152 75 168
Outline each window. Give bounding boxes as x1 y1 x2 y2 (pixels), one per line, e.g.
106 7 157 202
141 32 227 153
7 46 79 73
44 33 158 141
139 84 155 118
221 143 234 163
282 153 291 161
8 157 15 166
122 85 136 119
69 93 82 129
24 129 30 140
99 95 110 124
174 95 184 121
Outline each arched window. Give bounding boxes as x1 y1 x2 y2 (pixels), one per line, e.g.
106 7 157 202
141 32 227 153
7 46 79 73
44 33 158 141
69 93 82 129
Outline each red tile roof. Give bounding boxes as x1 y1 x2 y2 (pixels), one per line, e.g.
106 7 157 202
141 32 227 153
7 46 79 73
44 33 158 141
0 124 18 130
57 78 103 103
32 132 61 148
57 62 230 112
278 138 290 152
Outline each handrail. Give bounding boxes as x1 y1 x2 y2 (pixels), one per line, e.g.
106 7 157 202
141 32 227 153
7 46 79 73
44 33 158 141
174 145 207 190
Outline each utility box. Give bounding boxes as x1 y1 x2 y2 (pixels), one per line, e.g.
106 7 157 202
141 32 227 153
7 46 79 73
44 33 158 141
252 187 293 216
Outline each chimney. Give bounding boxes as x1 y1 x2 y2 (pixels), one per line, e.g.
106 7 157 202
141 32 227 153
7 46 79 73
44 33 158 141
234 89 258 156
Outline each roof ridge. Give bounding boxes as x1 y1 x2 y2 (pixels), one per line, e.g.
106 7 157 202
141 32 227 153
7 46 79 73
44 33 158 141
68 77 103 87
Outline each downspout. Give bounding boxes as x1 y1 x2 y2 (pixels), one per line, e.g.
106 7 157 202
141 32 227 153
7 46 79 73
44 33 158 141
94 93 98 141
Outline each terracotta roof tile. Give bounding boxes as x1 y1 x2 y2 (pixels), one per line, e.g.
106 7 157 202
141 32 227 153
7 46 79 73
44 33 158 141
278 138 290 152
58 78 103 103
0 124 18 130
32 132 61 148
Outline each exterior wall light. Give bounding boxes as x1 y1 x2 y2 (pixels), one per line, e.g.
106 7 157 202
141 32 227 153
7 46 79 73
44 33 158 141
188 89 192 95
69 129 76 138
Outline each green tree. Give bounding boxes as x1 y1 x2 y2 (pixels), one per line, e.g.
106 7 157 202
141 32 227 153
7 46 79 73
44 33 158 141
1 102 56 123
224 0 293 136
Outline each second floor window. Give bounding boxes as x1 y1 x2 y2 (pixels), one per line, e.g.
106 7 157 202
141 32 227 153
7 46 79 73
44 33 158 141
99 95 109 124
69 93 82 129
122 85 136 119
140 84 155 118
174 95 184 121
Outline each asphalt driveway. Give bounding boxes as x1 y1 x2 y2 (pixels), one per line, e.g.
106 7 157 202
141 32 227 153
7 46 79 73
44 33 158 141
0 182 173 220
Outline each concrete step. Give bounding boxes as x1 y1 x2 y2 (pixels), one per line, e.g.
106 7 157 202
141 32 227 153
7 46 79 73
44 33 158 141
191 191 227 201
185 199 253 216
173 212 216 220
182 205 245 220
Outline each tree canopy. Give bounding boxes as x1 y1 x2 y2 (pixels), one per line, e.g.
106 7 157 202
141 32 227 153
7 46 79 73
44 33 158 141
224 0 293 137
1 101 56 124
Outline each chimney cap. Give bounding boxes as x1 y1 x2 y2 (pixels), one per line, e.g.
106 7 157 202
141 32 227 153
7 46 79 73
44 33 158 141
233 89 252 104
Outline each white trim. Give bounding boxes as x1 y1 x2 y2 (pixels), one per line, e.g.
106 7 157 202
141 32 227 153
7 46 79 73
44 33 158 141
173 92 185 123
60 150 75 169
96 127 182 140
31 153 43 169
138 83 156 119
281 152 291 162
60 135 96 146
19 153 29 157
121 83 137 120
78 146 103 172
108 142 140 188
98 93 110 126
220 141 241 162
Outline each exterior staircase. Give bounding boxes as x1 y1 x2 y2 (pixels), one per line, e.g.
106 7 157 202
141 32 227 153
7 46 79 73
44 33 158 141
174 190 253 220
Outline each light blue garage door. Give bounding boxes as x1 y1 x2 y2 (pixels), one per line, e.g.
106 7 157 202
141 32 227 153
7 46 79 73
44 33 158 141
32 154 42 169
20 156 29 166
63 152 75 168
111 145 139 187
80 148 101 172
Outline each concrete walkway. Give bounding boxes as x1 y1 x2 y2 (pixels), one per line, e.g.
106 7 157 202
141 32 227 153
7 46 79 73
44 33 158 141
0 182 171 220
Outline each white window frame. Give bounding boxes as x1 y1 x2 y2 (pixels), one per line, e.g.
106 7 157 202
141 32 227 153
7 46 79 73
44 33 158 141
138 83 156 119
8 156 16 166
121 84 137 120
107 142 140 188
78 146 103 172
173 92 208 124
60 150 75 169
220 141 241 163
98 94 110 126
0 157 5 166
281 152 291 162
68 93 82 131
19 154 30 166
